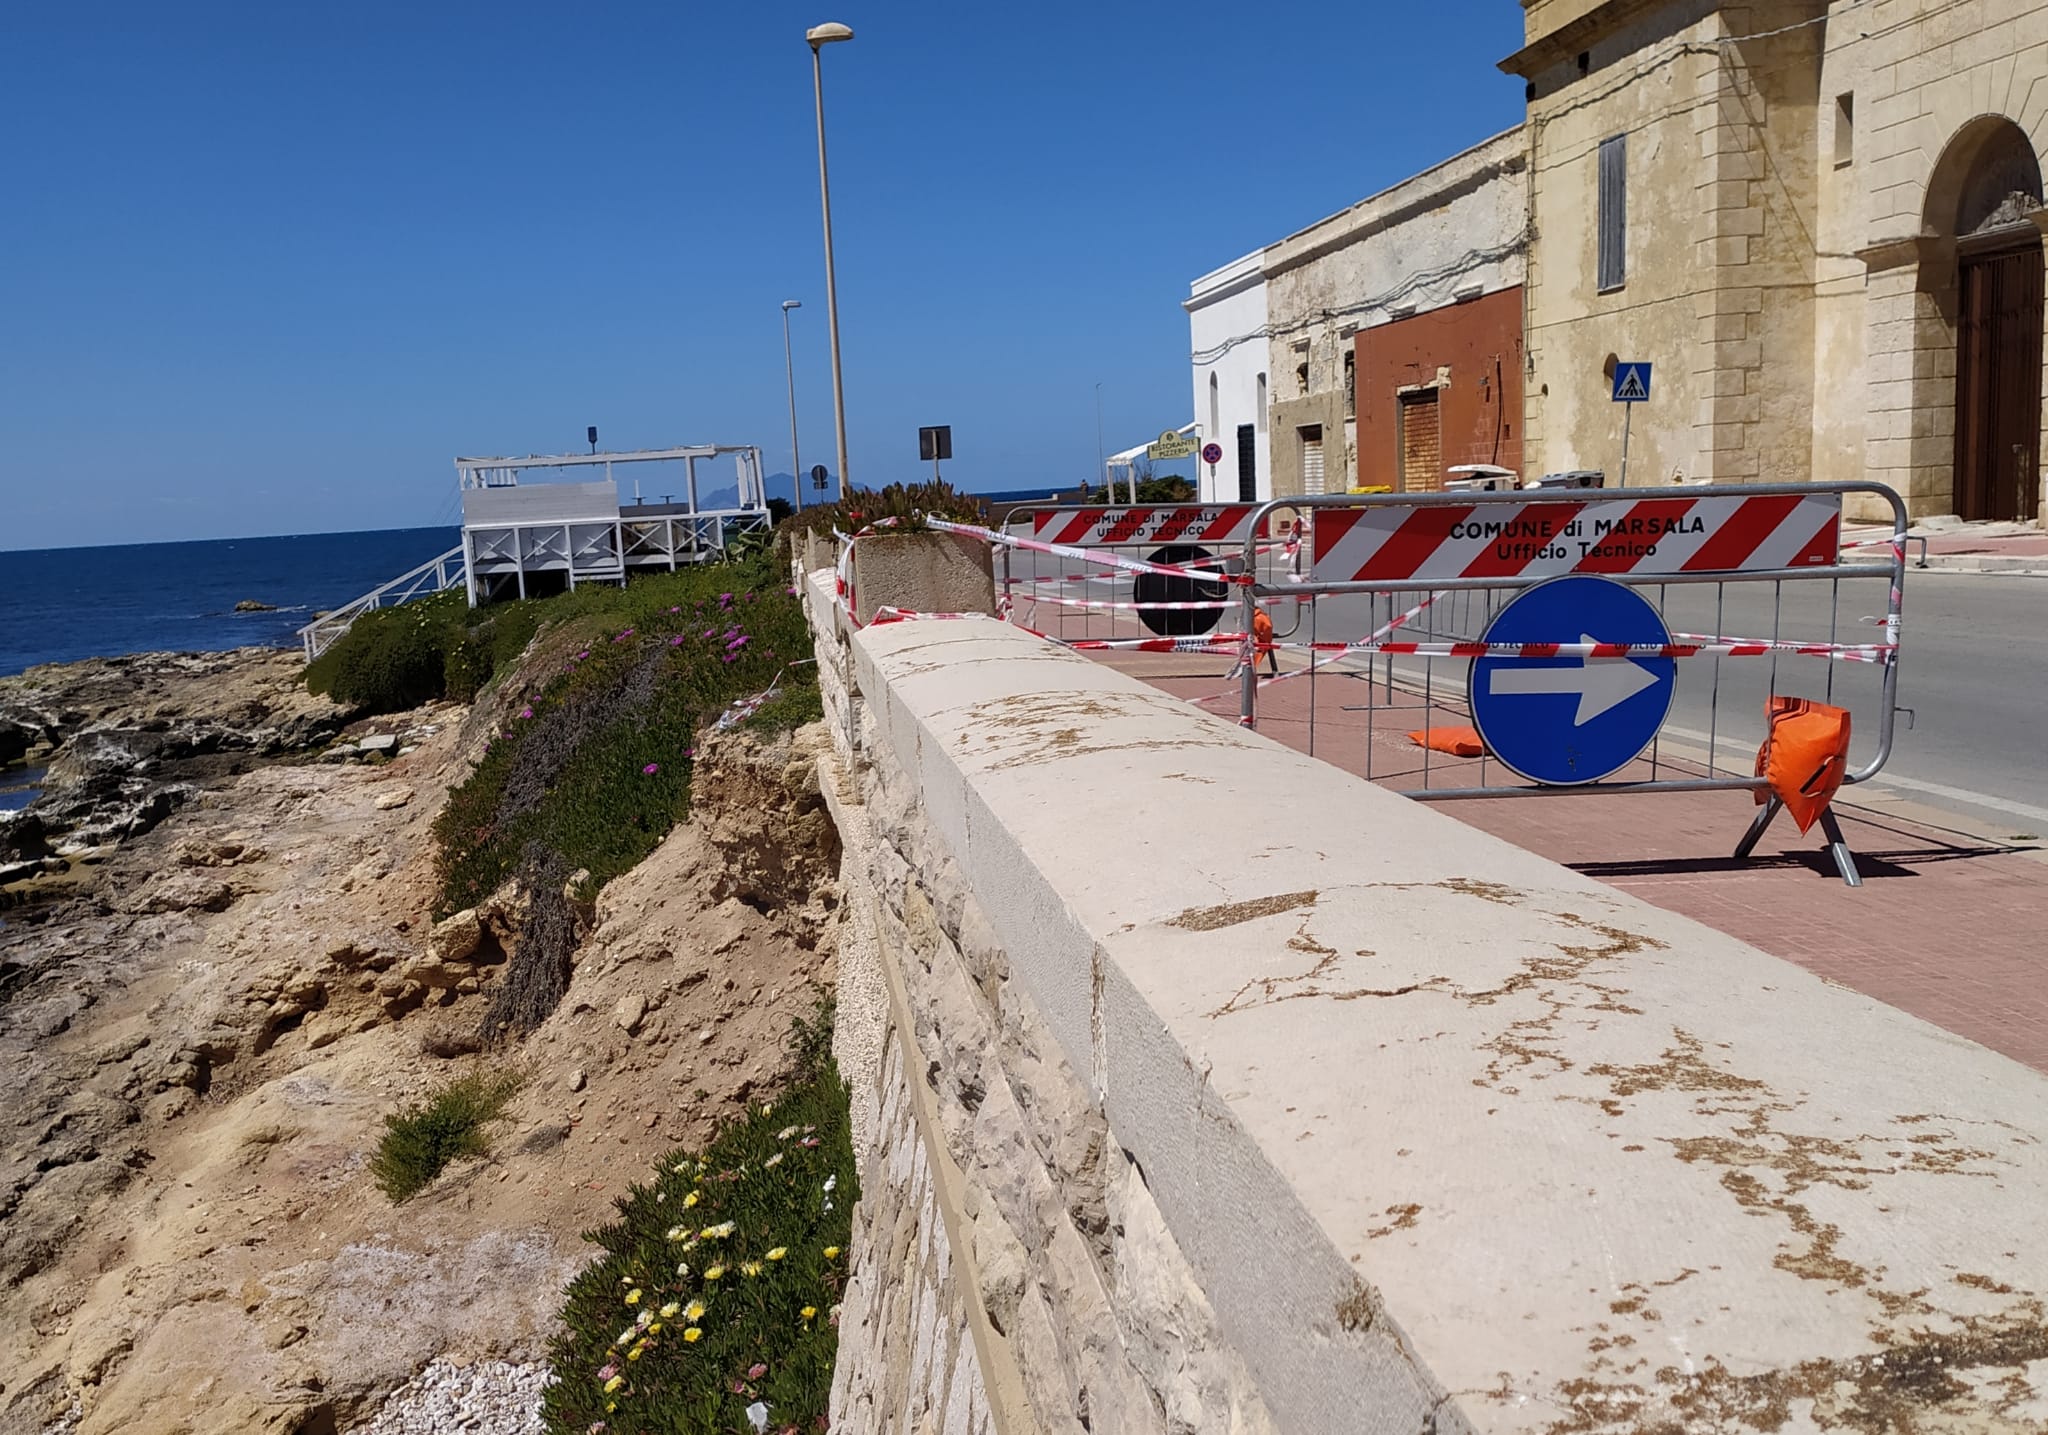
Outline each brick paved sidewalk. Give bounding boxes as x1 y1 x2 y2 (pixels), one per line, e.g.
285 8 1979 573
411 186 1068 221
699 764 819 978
1091 642 2048 1077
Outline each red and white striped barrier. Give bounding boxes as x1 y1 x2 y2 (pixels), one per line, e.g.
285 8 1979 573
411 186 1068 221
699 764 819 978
1027 504 1268 548
928 518 1254 586
1311 493 1842 583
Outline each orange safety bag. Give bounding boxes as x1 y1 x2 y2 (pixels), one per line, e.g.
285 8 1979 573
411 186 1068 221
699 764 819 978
1753 697 1852 833
1407 726 1488 758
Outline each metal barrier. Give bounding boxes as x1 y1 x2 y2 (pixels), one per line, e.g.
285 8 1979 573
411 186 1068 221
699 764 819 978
998 503 1302 646
1230 482 1908 884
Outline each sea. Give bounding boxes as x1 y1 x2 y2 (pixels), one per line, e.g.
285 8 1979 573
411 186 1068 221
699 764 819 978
0 527 461 680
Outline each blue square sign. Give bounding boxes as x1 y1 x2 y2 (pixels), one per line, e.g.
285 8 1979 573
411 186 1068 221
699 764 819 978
1611 363 1652 402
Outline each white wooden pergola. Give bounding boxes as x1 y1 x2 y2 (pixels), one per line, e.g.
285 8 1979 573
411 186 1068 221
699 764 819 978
454 445 771 605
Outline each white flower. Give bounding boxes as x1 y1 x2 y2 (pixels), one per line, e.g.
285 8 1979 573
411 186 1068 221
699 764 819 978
823 1175 836 1194
746 1401 770 1432
764 1152 783 1168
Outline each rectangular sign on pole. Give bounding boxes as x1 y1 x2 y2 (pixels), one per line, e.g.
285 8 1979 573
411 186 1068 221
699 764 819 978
918 426 952 461
1311 492 1842 582
1028 504 1268 547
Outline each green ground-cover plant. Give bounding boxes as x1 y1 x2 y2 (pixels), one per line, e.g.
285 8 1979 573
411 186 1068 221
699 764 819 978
775 479 986 552
433 557 816 923
542 1010 857 1435
306 591 471 713
370 1067 526 1202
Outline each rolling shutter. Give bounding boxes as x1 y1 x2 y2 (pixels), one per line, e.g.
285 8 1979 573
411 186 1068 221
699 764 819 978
1598 134 1627 292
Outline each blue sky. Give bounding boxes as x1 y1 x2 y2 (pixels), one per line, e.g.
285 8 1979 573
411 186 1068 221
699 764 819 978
0 3 1525 549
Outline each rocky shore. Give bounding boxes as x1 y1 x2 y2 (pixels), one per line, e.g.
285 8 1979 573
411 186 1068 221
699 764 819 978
0 649 355 890
0 644 842 1434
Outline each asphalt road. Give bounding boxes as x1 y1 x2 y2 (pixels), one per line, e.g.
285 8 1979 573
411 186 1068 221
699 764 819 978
1294 569 2048 837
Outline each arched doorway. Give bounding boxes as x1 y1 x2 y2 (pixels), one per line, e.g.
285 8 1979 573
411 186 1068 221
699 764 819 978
1928 118 2044 521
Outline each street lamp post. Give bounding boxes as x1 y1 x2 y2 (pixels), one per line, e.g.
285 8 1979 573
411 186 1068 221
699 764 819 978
807 21 855 504
781 299 804 512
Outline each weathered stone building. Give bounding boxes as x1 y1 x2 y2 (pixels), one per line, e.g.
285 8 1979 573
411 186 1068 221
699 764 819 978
1502 0 2048 521
1264 128 1529 496
1186 130 1529 502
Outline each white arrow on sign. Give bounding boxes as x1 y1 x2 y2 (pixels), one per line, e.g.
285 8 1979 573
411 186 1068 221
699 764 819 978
1486 634 1662 725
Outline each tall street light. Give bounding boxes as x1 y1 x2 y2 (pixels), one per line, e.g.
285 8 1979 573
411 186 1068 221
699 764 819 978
807 21 854 504
781 299 804 512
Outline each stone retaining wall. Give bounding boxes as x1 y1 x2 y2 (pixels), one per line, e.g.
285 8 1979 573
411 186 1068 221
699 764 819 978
804 565 2048 1434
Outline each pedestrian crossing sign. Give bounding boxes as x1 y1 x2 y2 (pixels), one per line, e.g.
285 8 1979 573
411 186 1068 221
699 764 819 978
1612 363 1652 402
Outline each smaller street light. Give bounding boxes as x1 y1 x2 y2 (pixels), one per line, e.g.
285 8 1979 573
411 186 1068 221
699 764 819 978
781 299 804 512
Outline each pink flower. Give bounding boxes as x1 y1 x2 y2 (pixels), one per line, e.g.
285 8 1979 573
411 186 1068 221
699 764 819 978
642 763 660 775
684 747 695 758
577 650 590 660
614 628 634 642
748 1363 769 1380
519 707 534 719
670 635 687 647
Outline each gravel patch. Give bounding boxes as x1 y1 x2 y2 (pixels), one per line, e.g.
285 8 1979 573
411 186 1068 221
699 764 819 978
353 1359 550 1435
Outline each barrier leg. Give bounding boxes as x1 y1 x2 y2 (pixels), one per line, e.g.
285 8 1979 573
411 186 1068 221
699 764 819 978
1818 808 1863 888
1734 798 1780 860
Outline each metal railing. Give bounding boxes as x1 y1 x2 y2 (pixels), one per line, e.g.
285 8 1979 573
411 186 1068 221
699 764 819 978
297 546 466 661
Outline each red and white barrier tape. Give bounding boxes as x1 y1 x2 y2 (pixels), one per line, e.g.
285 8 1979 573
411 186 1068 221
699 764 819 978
928 517 1255 586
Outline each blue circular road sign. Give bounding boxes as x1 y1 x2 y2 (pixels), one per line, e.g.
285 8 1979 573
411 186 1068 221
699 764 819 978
1469 576 1677 786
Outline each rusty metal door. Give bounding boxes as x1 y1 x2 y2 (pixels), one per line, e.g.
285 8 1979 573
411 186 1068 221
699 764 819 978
1954 239 2044 522
1398 389 1442 492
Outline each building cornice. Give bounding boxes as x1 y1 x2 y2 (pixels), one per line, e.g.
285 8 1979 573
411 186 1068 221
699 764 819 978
1498 0 1681 78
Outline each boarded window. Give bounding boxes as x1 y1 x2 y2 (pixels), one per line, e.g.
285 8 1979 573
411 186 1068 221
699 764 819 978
1299 425 1325 495
1398 391 1441 492
1343 350 1356 416
1597 134 1627 292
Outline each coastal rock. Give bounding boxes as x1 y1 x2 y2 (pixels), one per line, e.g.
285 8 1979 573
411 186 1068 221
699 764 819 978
129 872 236 914
234 599 278 612
429 909 485 964
374 786 415 811
359 734 399 756
0 715 33 765
614 993 647 1035
0 649 354 862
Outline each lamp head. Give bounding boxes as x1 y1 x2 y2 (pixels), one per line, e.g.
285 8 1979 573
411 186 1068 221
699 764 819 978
782 299 802 311
806 21 854 47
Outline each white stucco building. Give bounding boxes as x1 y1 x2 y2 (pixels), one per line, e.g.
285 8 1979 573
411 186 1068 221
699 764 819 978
1187 250 1271 503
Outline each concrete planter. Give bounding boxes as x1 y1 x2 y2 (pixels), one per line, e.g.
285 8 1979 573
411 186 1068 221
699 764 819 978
849 530 995 626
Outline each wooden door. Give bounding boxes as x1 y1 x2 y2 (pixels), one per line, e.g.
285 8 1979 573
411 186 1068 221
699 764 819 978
1954 240 2044 522
1399 390 1442 492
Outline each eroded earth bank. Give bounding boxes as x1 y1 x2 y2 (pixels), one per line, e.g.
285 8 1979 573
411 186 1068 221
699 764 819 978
0 645 842 1434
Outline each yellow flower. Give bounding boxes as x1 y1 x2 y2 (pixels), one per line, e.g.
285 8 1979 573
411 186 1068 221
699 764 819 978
766 1247 787 1261
684 1327 702 1343
683 1191 699 1208
684 1300 706 1321
606 1401 616 1413
627 1347 643 1362
801 1305 818 1320
624 1289 642 1305
604 1376 625 1394
741 1261 763 1278
660 1302 680 1319
824 1246 840 1259
648 1322 663 1334
705 1265 725 1281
